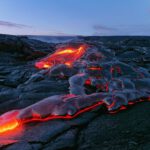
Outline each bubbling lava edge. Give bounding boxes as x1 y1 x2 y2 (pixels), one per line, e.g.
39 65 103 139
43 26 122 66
0 43 150 134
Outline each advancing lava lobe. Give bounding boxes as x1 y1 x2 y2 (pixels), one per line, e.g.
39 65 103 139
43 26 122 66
0 92 149 134
35 44 88 69
0 93 104 134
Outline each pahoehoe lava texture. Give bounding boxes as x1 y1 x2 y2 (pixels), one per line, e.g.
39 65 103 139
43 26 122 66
0 35 150 150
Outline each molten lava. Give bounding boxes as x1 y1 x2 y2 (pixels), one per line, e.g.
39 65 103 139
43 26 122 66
0 111 20 134
35 44 88 69
0 119 19 134
0 43 150 135
0 101 104 134
0 97 149 134
88 66 103 71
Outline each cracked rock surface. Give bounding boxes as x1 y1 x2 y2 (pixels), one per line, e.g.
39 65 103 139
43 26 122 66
0 35 150 150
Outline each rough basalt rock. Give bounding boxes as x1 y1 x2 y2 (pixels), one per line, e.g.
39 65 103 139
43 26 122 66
0 34 150 150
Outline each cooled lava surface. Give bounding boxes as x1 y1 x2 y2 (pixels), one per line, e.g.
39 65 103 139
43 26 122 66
0 35 150 150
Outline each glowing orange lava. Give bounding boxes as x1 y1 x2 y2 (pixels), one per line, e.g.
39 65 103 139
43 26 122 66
0 111 20 134
35 44 88 69
0 119 19 134
0 101 103 134
0 97 149 134
88 66 103 71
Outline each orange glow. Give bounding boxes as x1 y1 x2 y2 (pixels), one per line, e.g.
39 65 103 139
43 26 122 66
22 101 104 124
0 111 20 134
65 62 72 67
35 44 88 69
43 64 51 69
88 67 103 71
0 119 19 134
56 49 74 55
32 110 42 118
0 97 149 134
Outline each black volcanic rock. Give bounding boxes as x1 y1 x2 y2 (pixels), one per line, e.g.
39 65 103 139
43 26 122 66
0 34 55 61
0 34 150 150
78 102 150 150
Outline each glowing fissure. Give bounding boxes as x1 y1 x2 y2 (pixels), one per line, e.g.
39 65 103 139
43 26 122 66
88 66 103 71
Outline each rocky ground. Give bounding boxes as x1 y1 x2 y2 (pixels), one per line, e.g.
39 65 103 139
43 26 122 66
0 34 150 150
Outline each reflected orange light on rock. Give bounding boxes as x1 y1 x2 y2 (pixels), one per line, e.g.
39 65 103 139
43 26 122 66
35 44 88 69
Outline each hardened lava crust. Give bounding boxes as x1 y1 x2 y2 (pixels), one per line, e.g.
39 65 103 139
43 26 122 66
0 35 150 150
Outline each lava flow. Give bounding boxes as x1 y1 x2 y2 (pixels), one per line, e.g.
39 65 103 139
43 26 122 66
0 97 149 134
0 101 104 134
0 43 150 135
35 44 88 69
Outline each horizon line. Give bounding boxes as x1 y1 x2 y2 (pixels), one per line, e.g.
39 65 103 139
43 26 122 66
1 33 150 37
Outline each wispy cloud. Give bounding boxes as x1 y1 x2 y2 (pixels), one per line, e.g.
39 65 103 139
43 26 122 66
93 25 117 31
0 20 31 28
92 24 150 36
92 24 117 36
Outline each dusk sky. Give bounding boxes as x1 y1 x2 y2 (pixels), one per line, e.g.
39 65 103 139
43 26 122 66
0 0 150 36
